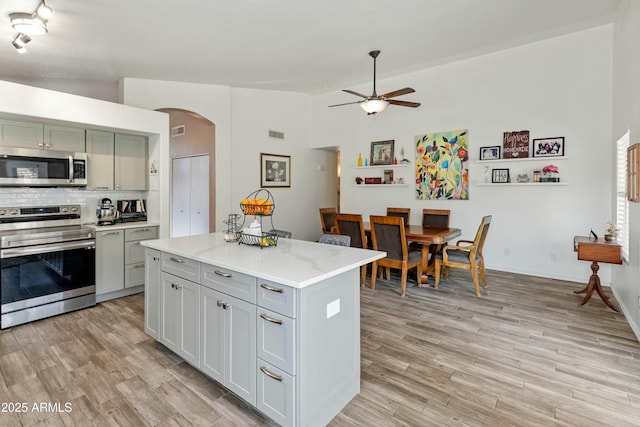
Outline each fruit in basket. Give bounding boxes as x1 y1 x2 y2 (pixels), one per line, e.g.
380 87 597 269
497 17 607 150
241 197 273 215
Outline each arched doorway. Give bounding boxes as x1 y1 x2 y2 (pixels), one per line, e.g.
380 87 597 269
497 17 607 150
157 108 216 236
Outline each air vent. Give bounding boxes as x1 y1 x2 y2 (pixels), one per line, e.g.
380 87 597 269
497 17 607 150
171 125 186 137
269 130 285 140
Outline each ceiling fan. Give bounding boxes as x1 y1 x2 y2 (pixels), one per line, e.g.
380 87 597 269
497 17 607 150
329 50 421 115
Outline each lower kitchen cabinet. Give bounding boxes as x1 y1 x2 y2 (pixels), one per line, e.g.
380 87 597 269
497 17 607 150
257 361 295 426
201 286 257 405
161 272 200 367
95 229 125 295
96 225 159 301
144 249 161 340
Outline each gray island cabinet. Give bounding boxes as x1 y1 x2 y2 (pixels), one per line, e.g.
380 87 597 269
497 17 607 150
142 233 384 426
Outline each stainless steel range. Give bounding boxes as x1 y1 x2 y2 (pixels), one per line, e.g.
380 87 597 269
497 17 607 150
0 204 95 329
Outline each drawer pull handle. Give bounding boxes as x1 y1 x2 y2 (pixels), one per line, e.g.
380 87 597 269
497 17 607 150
260 366 283 382
169 257 184 263
214 270 232 278
133 228 150 232
170 283 182 289
260 283 284 293
216 300 228 309
260 313 283 325
133 264 145 269
101 231 120 236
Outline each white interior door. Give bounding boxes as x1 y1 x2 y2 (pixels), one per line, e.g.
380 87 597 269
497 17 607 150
189 155 210 235
171 157 191 237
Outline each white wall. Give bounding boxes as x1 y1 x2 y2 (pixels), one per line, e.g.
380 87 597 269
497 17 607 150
311 25 614 284
612 0 640 338
121 80 337 240
0 81 170 235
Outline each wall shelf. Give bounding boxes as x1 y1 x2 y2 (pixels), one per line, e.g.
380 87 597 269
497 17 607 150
352 163 410 169
476 182 568 186
475 156 568 164
352 184 409 187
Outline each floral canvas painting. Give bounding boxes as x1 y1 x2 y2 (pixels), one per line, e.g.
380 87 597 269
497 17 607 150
415 129 469 200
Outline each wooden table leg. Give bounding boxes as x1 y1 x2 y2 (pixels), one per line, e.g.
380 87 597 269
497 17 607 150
418 244 442 287
574 261 618 312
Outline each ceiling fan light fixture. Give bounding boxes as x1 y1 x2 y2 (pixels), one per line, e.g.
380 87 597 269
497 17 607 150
11 40 27 53
13 33 32 47
360 99 389 114
9 12 48 35
36 1 53 20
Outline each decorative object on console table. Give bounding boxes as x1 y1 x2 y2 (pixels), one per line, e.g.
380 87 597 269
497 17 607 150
480 146 501 160
605 221 619 242
541 164 559 182
370 140 394 165
260 153 290 188
415 129 469 200
492 168 510 183
502 130 530 159
533 137 564 157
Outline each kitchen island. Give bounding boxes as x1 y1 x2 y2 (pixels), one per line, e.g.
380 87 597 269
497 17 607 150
141 233 385 427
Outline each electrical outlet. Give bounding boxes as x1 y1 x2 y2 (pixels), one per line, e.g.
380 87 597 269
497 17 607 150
504 248 510 256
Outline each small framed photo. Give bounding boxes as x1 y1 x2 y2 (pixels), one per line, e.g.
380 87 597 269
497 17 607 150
260 153 291 188
370 140 394 165
480 146 501 160
492 168 510 183
533 137 564 157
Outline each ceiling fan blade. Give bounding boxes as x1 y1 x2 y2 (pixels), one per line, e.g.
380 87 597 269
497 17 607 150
328 101 361 107
380 87 415 99
342 89 369 98
388 99 421 108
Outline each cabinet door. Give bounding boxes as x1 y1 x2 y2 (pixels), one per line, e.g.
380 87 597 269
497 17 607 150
171 157 191 237
95 230 124 295
85 130 114 190
144 249 161 340
226 295 257 405
257 361 295 426
125 241 145 265
190 154 209 235
115 134 147 190
0 119 44 149
43 125 85 152
200 286 225 383
161 272 179 353
178 277 201 367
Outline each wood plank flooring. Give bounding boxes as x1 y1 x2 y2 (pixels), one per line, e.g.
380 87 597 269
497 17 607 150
1 269 639 426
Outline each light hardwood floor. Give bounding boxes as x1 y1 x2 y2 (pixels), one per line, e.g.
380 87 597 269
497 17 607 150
1 269 639 426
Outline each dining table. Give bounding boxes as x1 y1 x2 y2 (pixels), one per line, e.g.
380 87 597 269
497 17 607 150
363 222 462 286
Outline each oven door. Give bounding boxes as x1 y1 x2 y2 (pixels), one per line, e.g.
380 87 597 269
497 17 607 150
1 239 95 318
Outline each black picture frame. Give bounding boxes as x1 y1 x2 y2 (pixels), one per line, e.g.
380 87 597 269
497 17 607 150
492 168 510 183
260 153 291 188
370 140 394 165
480 146 501 160
532 137 565 157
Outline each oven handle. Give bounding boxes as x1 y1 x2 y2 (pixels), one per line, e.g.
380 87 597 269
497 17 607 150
0 240 95 259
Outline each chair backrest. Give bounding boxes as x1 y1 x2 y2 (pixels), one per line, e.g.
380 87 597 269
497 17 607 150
334 213 367 249
319 234 351 247
474 215 492 256
422 209 450 228
369 215 408 261
319 207 337 233
386 207 410 225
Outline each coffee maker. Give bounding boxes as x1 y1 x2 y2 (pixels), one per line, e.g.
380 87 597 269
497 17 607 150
96 198 119 225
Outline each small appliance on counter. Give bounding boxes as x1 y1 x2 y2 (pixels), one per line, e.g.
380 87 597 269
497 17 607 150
96 198 119 225
117 199 147 223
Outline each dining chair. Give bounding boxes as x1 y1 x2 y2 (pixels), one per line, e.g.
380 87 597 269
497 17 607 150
410 208 451 253
319 207 337 234
369 215 422 297
318 234 351 246
434 215 492 296
386 207 411 225
334 213 368 285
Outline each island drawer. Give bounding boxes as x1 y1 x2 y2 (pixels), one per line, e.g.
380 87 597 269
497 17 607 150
257 309 296 375
125 226 158 242
257 279 296 318
161 252 200 282
257 360 295 427
201 264 257 304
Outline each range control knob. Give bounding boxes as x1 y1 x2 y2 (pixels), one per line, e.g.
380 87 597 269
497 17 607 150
70 206 78 212
61 207 68 213
9 209 18 215
0 209 5 216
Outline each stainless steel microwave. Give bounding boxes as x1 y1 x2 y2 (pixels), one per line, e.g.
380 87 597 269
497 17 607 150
0 147 87 187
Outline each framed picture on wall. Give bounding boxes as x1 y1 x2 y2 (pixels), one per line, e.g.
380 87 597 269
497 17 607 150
491 168 510 183
370 140 394 165
480 146 501 160
533 137 565 157
260 153 291 188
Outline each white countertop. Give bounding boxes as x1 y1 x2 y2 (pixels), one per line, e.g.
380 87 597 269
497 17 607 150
84 221 159 231
141 232 385 288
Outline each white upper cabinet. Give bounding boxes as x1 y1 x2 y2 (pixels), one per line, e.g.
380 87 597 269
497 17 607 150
115 134 147 190
43 125 85 152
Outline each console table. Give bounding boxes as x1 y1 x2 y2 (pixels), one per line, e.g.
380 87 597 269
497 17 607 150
573 236 622 311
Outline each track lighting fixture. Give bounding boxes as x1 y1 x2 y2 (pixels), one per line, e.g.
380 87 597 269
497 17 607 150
8 1 53 53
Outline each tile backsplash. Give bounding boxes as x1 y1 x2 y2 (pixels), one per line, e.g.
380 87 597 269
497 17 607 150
0 187 145 224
